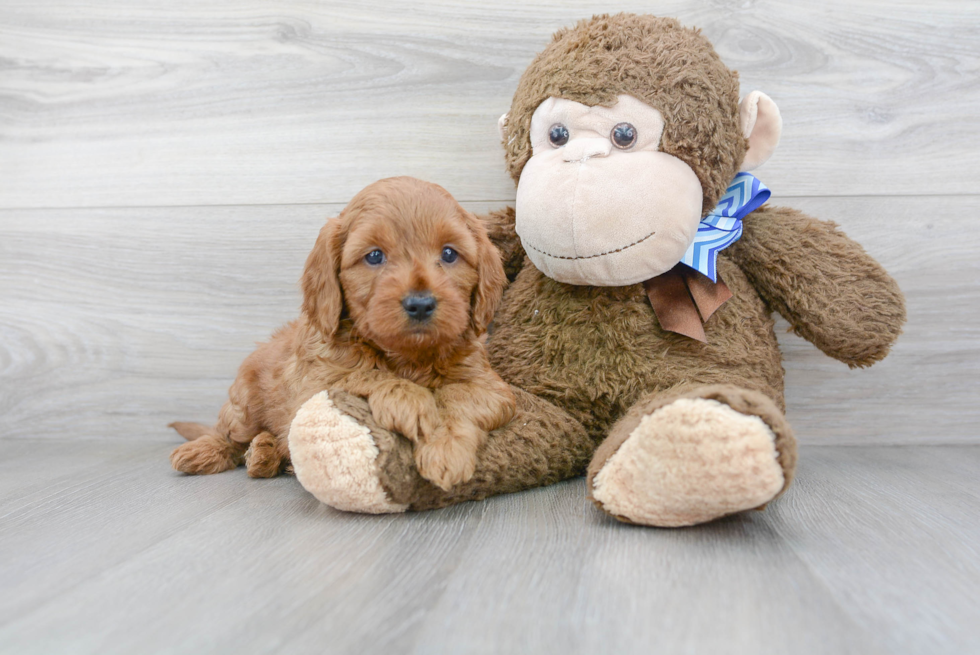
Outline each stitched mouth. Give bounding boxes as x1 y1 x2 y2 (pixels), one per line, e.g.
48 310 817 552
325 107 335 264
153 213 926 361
523 230 656 261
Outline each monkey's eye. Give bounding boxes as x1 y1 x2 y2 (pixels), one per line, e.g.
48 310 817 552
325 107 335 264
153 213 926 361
548 124 570 147
364 249 386 266
611 123 637 149
441 247 459 264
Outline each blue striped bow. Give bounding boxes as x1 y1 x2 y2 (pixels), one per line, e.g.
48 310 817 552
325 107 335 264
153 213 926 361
679 172 770 282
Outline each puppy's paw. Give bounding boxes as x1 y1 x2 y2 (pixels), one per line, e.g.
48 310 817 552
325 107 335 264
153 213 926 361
414 429 480 491
244 432 283 478
368 380 440 443
170 435 240 475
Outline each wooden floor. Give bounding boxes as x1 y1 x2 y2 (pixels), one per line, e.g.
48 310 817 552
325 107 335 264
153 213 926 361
2 1 979 653
0 442 976 654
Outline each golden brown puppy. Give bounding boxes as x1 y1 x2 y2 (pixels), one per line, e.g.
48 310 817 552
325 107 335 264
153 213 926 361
170 177 515 490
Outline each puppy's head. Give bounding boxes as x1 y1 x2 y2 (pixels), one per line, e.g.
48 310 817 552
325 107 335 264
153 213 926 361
302 177 506 356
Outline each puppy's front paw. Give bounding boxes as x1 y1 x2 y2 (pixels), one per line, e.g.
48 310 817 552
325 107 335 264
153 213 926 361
414 428 480 491
368 381 440 442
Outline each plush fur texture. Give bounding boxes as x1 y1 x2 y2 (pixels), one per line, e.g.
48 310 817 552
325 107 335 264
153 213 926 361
289 391 409 513
289 14 905 527
586 384 798 506
726 204 906 367
171 177 515 491
502 14 745 216
589 398 784 527
486 254 786 439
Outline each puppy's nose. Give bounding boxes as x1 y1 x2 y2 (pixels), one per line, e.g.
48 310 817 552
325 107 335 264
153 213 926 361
402 292 437 322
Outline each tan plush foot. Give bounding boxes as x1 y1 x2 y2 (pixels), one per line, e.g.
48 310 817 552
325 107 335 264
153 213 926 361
288 391 408 514
591 398 784 527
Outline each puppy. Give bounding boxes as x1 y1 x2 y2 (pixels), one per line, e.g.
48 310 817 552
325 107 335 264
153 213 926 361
170 177 516 490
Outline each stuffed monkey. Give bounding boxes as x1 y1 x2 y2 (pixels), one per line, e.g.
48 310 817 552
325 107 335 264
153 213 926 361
288 14 905 527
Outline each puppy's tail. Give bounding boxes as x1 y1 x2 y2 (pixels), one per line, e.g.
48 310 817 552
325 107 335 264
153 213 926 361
168 421 215 441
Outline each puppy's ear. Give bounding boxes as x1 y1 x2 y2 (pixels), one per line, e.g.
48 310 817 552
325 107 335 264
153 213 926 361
465 211 507 335
301 218 345 338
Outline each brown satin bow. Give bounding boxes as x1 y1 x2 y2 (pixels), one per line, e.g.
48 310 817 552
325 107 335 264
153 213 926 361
643 264 732 343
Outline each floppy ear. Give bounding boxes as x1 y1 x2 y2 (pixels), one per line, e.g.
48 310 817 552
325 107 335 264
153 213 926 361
465 211 507 335
739 91 782 170
301 218 345 338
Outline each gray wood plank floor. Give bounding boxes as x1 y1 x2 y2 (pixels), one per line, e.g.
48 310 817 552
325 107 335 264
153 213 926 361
0 441 976 655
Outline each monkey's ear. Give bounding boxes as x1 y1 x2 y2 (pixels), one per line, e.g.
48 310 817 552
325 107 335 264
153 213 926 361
301 218 344 339
739 91 782 170
497 113 509 142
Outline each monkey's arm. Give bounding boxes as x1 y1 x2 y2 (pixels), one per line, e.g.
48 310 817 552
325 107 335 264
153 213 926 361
479 207 526 282
725 204 906 368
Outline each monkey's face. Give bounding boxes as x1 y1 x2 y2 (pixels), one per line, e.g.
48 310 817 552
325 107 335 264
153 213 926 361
515 95 704 287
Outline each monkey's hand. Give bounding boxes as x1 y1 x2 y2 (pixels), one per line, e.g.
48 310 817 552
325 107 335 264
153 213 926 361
726 204 906 368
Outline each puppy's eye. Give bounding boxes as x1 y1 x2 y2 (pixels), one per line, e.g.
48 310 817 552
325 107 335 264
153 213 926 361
440 247 458 264
364 249 386 266
548 124 569 147
611 122 637 149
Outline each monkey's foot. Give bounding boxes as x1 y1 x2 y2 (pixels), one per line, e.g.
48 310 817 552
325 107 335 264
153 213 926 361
588 397 787 527
289 391 408 514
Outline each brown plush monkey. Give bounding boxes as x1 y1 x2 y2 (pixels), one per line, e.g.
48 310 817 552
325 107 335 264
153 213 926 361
287 14 906 526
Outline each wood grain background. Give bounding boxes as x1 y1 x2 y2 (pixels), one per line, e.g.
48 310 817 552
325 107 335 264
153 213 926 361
1 0 978 444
